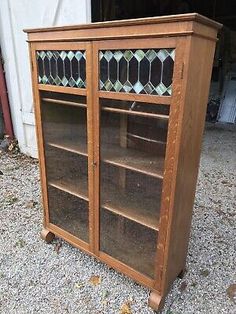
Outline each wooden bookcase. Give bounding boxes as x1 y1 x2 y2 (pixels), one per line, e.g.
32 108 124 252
25 14 221 311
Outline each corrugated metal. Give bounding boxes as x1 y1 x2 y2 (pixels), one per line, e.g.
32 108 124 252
218 72 236 124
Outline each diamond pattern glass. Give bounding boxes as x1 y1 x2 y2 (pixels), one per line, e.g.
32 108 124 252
99 49 175 96
37 50 86 88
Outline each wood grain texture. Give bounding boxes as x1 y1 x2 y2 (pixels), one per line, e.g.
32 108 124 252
25 14 221 43
24 13 222 33
29 44 50 227
27 13 221 311
161 33 218 296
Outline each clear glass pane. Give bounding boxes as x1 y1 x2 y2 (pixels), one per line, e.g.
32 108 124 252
40 92 89 243
99 99 169 277
48 186 89 242
100 208 157 278
41 92 87 155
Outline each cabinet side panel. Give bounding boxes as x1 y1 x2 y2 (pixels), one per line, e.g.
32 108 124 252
162 34 217 294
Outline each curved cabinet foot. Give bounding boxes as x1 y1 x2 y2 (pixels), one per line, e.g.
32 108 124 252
178 268 186 279
41 228 55 243
148 291 165 312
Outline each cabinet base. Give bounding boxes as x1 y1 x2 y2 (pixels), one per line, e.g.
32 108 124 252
41 228 55 243
148 291 165 312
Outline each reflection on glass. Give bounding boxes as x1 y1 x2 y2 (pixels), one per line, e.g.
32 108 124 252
41 93 87 154
48 186 89 242
40 92 89 243
99 99 169 277
100 209 157 278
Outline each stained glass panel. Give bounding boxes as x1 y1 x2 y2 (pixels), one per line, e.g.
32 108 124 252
37 50 86 88
99 49 175 96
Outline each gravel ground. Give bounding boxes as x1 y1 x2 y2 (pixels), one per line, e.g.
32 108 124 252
0 124 235 314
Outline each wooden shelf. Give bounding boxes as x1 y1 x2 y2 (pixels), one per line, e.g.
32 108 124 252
47 136 163 179
102 106 169 120
102 143 164 179
48 176 160 231
47 136 87 156
48 178 88 201
41 97 87 108
102 184 160 231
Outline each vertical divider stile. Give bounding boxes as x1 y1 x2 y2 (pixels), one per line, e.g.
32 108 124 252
86 41 95 253
92 41 100 255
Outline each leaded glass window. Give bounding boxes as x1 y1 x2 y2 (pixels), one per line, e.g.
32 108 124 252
99 49 175 96
37 50 86 88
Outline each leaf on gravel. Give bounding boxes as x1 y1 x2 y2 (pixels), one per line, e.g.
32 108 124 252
26 200 36 208
89 275 101 286
227 284 236 303
120 302 132 314
0 170 3 175
15 239 26 248
6 196 18 205
54 240 62 254
200 269 210 277
75 282 85 289
179 281 188 292
102 290 109 299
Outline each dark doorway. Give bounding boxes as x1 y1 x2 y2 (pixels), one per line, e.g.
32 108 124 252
91 0 236 31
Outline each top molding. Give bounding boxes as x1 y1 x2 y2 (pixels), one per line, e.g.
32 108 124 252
24 13 222 43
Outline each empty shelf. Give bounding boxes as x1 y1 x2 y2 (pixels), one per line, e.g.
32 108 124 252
101 184 160 231
48 177 88 201
47 136 87 156
102 144 164 179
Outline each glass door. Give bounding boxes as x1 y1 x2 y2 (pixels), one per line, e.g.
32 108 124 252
97 44 175 279
35 43 92 247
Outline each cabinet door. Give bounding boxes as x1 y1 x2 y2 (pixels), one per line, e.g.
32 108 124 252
32 42 93 250
93 39 176 280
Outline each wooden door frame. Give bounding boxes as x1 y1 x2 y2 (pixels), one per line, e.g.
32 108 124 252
29 41 93 253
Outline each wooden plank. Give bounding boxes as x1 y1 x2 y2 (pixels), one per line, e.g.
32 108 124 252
48 179 88 201
38 84 87 96
86 41 96 253
102 106 169 119
102 192 160 231
92 41 100 255
102 143 164 179
33 41 88 50
99 91 171 105
24 13 222 33
47 137 87 156
41 97 87 108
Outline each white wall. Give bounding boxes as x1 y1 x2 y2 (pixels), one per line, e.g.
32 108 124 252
0 0 91 157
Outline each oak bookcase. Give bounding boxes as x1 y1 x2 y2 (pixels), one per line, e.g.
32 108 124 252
25 13 221 311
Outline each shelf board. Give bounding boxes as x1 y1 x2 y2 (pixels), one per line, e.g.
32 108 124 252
102 106 169 120
102 144 164 179
41 97 87 108
48 178 88 201
48 176 160 231
47 136 88 156
47 136 164 179
101 184 160 231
